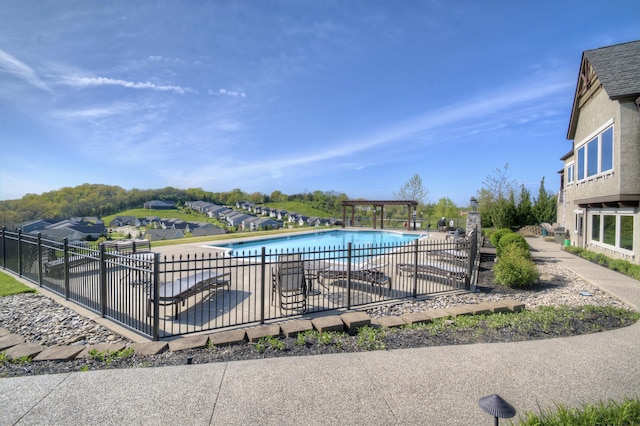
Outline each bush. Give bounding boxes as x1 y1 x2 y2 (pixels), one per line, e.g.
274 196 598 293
496 232 530 258
494 245 539 288
490 228 513 248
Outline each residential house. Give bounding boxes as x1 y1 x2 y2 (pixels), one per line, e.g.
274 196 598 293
191 226 226 237
273 209 287 220
143 200 175 210
308 217 331 227
38 228 85 242
557 40 640 264
40 218 106 240
225 211 254 228
144 229 185 241
110 216 140 227
206 205 233 218
242 217 282 231
18 219 56 233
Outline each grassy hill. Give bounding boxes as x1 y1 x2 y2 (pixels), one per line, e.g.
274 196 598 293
265 201 335 218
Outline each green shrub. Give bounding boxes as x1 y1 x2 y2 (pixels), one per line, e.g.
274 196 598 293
609 259 629 274
494 245 539 288
490 228 513 247
496 232 530 258
564 246 640 281
483 228 496 242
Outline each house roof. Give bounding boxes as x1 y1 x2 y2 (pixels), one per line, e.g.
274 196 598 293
567 40 640 140
584 40 640 100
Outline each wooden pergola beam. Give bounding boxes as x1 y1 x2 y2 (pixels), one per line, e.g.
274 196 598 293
341 200 418 229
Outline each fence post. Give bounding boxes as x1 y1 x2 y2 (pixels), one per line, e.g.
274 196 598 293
63 237 70 300
1 226 6 269
17 229 23 277
152 253 160 341
37 233 43 287
260 247 266 325
467 226 478 292
413 238 419 298
346 242 352 309
99 244 107 317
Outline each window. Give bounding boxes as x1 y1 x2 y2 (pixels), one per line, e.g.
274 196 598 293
577 147 585 180
587 137 598 176
591 215 600 241
603 215 616 246
566 163 574 184
576 124 614 181
620 216 634 251
601 127 613 172
590 211 633 252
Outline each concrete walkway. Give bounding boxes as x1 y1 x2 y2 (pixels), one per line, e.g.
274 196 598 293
2 238 639 425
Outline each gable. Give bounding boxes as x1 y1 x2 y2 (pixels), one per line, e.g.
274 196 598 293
568 40 640 140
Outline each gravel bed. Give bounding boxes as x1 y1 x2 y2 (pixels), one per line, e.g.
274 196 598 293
1 254 636 378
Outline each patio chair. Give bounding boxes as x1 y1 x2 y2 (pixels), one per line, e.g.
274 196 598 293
317 261 391 290
396 261 466 281
148 269 231 319
272 254 307 313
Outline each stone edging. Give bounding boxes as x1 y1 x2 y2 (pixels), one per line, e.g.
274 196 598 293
0 299 525 362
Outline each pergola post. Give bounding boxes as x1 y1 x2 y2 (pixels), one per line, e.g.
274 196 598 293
372 205 377 229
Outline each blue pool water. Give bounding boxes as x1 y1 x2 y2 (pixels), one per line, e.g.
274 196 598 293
211 230 419 256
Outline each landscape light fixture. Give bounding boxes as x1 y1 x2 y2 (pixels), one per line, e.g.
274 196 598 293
470 197 478 211
478 394 516 425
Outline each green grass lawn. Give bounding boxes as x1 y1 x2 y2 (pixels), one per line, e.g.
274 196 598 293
0 271 36 297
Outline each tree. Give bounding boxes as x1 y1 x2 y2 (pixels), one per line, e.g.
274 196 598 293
394 173 429 204
478 164 518 228
270 190 288 203
533 177 557 224
481 163 518 202
433 197 458 221
516 184 534 227
490 191 517 229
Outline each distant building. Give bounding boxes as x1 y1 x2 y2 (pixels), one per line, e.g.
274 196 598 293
143 200 175 210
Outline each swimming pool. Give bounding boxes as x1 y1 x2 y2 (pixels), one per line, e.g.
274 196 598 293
210 230 419 256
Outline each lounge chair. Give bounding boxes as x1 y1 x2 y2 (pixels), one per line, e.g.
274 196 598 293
272 254 307 313
44 254 93 277
148 269 231 319
317 261 391 290
435 249 469 262
397 261 466 281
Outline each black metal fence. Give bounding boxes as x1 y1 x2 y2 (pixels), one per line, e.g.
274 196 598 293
1 227 479 340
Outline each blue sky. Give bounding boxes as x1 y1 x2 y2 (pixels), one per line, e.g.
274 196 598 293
1 1 639 206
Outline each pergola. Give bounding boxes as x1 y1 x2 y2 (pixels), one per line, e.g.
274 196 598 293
341 200 419 229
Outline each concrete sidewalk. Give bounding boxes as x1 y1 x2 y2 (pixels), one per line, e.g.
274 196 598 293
2 238 639 425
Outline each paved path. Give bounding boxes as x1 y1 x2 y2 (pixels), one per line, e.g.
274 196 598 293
2 238 639 425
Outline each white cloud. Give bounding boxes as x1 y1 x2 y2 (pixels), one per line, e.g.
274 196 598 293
64 76 192 94
0 49 52 93
53 103 134 119
216 88 246 97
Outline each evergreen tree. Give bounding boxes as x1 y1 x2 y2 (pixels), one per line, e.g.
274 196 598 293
532 177 557 224
516 184 534 226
